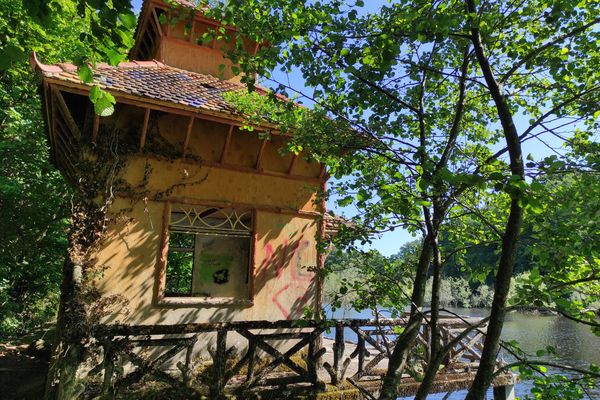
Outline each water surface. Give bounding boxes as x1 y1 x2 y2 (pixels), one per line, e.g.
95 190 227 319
328 307 600 399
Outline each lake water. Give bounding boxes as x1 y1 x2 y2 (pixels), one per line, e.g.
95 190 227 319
328 307 600 399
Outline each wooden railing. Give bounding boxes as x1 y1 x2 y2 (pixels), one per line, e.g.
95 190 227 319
89 315 511 398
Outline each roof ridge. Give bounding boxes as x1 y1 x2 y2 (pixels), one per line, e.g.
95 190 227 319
30 52 168 74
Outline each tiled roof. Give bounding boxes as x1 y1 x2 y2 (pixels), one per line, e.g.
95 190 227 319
170 0 206 9
31 53 247 116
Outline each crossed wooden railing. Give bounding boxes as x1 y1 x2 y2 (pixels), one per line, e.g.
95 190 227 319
89 315 511 398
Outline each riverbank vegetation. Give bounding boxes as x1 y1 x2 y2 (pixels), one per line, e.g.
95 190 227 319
324 169 600 314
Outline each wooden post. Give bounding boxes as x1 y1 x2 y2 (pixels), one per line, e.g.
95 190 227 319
493 385 516 400
220 125 234 163
101 342 115 397
92 115 100 144
245 341 256 382
357 333 365 374
182 337 196 387
287 154 298 175
182 116 194 157
139 108 151 152
307 334 318 386
332 322 344 386
319 163 327 179
213 329 227 399
255 139 268 170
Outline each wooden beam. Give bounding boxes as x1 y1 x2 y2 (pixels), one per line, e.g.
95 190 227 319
182 116 194 157
165 12 171 36
92 114 100 144
219 125 234 163
50 88 58 151
42 83 55 163
46 80 282 132
287 154 298 175
137 151 326 184
52 88 81 139
152 8 164 37
319 163 327 179
188 20 196 43
142 29 155 53
255 139 268 170
139 108 151 152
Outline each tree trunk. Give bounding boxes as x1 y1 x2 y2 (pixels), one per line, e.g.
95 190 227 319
45 256 88 400
413 237 443 400
378 233 434 400
465 0 525 398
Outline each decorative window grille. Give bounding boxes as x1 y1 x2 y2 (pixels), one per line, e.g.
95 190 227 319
165 205 252 299
169 206 252 237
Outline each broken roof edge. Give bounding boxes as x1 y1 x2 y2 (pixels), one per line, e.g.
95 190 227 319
30 51 165 74
29 51 284 132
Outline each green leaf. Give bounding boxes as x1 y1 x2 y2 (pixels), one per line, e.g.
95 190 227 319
105 49 124 66
78 65 94 83
94 97 114 117
89 86 102 102
119 12 137 29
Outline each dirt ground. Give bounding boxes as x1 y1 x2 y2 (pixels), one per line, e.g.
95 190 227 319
0 342 50 400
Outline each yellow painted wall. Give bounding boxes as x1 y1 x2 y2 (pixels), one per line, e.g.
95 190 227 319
94 111 323 327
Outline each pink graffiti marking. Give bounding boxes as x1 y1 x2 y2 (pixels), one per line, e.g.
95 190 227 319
257 237 315 318
258 240 301 282
272 283 311 320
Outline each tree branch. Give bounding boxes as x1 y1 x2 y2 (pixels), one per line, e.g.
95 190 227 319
501 17 600 84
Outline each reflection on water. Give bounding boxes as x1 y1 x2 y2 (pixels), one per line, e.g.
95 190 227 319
328 307 600 399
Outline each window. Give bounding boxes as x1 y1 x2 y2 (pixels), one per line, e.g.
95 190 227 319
163 205 253 304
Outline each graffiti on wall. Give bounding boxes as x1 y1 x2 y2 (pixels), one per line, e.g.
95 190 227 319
257 237 315 319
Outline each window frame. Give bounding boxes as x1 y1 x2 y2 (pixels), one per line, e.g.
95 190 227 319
155 201 255 307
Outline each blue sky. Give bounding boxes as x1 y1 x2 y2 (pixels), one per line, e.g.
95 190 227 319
130 0 569 256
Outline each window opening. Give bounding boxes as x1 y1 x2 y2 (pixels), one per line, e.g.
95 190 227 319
165 205 252 299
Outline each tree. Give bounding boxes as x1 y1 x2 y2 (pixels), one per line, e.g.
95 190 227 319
207 0 600 398
0 0 88 338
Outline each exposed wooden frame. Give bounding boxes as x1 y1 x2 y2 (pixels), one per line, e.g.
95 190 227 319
139 108 151 152
43 82 327 181
142 29 155 54
165 11 171 36
50 87 58 153
154 199 258 308
42 83 55 163
46 81 281 132
219 125 234 163
52 88 81 139
92 114 100 144
152 8 164 37
182 116 194 157
156 197 321 219
287 154 298 175
248 208 258 302
255 139 268 170
154 201 171 304
149 0 237 31
188 19 196 43
319 163 327 179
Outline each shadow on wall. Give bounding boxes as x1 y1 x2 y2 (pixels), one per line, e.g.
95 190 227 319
95 201 319 328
